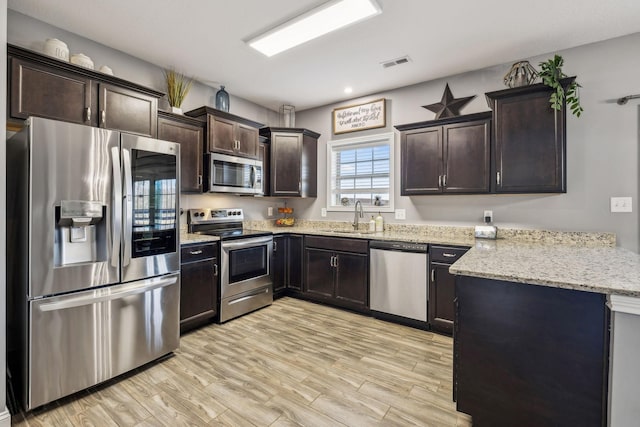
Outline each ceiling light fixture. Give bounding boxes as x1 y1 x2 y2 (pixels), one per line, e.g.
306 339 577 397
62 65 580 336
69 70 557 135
247 0 381 57
344 87 353 94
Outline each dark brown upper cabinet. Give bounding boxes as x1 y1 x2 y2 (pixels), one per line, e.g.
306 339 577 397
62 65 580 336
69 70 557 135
485 79 571 193
8 44 162 137
157 111 205 193
259 127 320 198
185 106 263 160
396 112 491 195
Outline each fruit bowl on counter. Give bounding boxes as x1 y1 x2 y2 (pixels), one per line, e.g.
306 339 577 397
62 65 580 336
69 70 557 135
275 207 295 226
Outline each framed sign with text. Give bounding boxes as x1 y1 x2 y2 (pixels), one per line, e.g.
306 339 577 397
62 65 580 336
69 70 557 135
332 98 386 134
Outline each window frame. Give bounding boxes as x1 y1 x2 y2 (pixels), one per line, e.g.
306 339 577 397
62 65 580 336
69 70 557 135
326 132 395 213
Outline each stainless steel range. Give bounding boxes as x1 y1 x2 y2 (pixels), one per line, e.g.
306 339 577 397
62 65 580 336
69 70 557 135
188 208 273 322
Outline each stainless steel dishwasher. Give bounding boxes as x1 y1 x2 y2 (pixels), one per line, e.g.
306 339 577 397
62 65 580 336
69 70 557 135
369 241 428 323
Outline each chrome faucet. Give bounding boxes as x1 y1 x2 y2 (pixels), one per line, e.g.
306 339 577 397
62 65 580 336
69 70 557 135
353 200 364 231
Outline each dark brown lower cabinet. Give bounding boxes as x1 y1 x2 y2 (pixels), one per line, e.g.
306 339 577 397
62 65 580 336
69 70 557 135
180 242 218 332
454 275 609 427
272 234 304 297
429 245 468 335
304 236 368 312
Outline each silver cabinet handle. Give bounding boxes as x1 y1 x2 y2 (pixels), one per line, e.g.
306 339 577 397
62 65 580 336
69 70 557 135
85 107 91 122
273 241 277 252
189 250 203 255
443 253 457 258
197 175 202 186
443 174 447 187
431 268 435 282
438 175 442 188
213 264 219 276
497 171 501 186
101 110 106 125
334 255 338 268
329 256 333 267
298 180 302 193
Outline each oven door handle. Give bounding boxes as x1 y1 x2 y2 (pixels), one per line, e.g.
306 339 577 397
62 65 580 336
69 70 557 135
222 235 273 249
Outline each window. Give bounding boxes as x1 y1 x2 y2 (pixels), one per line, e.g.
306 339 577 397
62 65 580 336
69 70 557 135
327 132 394 212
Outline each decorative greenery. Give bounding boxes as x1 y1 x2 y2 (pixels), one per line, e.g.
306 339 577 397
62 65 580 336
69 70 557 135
163 69 193 108
538 55 583 117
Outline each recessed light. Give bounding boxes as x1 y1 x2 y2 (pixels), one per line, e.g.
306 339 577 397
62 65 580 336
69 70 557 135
247 0 382 57
344 87 353 94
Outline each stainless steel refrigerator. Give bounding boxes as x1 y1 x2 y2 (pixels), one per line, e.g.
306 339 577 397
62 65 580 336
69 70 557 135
6 117 181 410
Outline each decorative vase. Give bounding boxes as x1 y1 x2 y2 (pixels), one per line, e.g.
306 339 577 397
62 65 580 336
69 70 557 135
170 106 183 115
503 61 538 88
216 85 230 112
279 104 295 127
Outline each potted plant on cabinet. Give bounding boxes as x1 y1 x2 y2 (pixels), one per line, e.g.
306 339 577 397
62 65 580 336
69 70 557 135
538 54 583 117
164 69 193 114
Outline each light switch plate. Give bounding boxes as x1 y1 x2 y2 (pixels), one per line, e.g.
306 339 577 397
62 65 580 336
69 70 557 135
321 208 327 217
611 197 632 213
267 207 273 217
395 209 406 220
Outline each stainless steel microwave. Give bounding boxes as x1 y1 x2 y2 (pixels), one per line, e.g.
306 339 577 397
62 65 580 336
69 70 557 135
207 152 263 195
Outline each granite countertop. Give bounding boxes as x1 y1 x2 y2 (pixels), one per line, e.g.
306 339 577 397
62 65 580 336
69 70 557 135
180 232 220 245
450 239 640 297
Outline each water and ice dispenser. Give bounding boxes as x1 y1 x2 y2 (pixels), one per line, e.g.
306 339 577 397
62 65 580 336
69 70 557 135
54 200 106 266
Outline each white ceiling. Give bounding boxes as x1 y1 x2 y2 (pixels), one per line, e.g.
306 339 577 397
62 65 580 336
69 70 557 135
8 0 640 111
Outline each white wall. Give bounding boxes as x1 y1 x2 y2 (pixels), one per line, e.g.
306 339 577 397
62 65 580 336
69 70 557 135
1 1 11 425
294 34 640 252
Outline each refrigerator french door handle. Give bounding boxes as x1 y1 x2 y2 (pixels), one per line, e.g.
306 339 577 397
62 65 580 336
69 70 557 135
37 275 179 312
122 148 133 266
110 147 123 268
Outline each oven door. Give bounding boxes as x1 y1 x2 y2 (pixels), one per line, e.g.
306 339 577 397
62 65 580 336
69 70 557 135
208 153 262 195
221 235 272 298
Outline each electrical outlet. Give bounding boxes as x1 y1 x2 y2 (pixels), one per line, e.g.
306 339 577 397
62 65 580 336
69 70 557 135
395 209 406 220
267 207 273 217
484 210 493 223
321 208 327 217
611 197 632 213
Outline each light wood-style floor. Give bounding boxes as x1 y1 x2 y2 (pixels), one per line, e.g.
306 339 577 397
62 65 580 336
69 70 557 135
12 297 472 426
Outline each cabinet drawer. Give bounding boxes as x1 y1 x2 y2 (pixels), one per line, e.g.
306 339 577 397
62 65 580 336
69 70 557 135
430 246 468 264
181 243 217 263
305 236 368 254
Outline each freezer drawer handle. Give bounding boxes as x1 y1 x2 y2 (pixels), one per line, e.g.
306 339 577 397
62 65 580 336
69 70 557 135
37 275 179 312
189 250 203 255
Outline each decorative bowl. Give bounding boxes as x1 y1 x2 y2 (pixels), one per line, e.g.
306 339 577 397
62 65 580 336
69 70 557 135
70 53 94 70
43 38 69 61
99 65 114 75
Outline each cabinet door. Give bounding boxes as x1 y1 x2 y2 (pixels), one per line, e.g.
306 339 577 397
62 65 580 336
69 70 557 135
98 83 157 137
180 259 217 322
304 248 335 299
443 119 490 193
271 133 302 196
288 235 304 291
272 235 287 294
429 263 455 334
207 115 236 154
494 90 565 193
158 117 204 193
401 127 443 195
334 252 368 308
236 123 259 159
10 57 93 125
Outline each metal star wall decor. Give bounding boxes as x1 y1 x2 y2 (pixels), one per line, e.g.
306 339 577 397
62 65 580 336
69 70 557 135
422 84 476 119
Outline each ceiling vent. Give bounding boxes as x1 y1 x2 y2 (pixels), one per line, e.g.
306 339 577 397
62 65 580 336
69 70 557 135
381 56 411 68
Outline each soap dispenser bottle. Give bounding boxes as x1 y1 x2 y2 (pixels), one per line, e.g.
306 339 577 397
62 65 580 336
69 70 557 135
375 212 384 232
369 216 376 232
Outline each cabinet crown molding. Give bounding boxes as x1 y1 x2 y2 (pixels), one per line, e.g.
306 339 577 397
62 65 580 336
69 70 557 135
394 111 492 132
